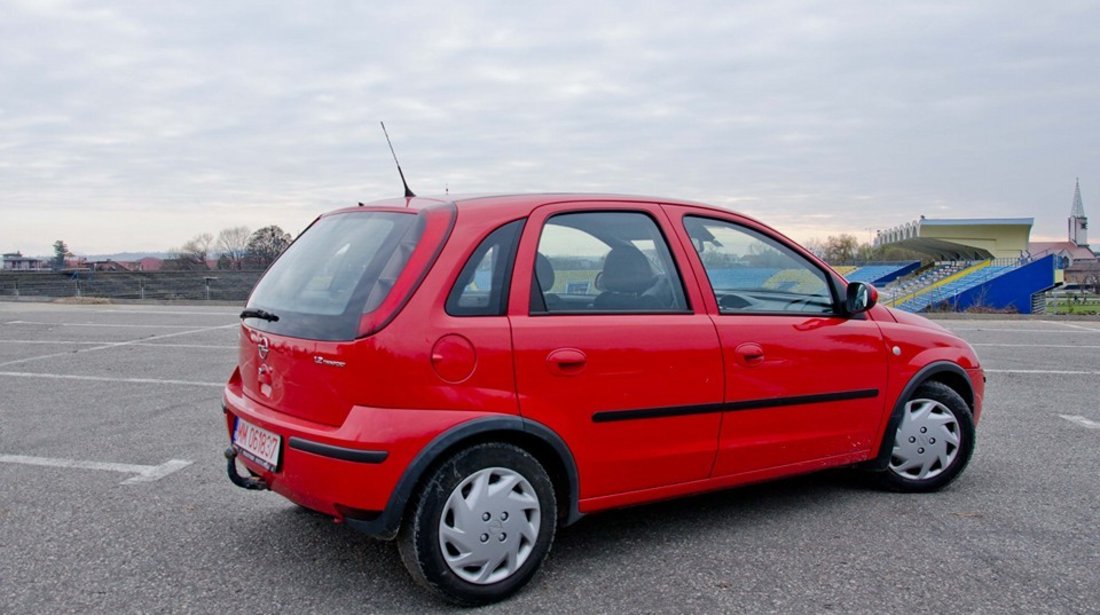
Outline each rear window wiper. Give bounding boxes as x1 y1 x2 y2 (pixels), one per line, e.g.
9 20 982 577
239 308 280 322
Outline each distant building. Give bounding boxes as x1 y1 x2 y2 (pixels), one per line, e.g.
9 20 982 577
1029 180 1096 264
92 257 164 271
1029 179 1098 288
89 259 133 272
1028 242 1097 267
2 252 47 271
1069 177 1088 248
136 257 163 271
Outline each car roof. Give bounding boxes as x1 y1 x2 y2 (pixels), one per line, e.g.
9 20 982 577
331 193 741 217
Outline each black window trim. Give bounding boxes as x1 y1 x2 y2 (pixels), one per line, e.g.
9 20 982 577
445 218 526 317
529 209 694 317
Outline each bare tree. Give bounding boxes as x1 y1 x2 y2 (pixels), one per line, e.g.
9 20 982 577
173 233 214 270
216 226 250 270
802 238 826 259
1083 270 1100 294
856 242 877 262
823 234 860 264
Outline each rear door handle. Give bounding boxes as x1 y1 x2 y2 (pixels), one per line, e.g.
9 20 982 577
547 348 587 375
735 342 765 366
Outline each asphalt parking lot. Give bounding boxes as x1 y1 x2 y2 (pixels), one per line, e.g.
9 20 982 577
1 302 1097 614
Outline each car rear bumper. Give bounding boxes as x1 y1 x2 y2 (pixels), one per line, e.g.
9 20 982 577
223 389 399 518
222 382 496 537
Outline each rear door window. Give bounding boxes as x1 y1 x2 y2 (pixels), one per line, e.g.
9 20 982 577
245 211 421 340
446 220 525 316
532 211 689 313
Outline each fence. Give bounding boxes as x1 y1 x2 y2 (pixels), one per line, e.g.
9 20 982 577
0 270 264 302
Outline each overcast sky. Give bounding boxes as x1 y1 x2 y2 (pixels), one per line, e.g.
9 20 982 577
2 0 1097 257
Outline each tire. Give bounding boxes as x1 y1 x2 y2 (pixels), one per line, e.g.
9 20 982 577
874 381 976 493
397 443 557 606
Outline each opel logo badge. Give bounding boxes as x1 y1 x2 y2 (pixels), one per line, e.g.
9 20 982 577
257 336 270 360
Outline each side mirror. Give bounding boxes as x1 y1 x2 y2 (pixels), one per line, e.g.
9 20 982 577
845 282 878 315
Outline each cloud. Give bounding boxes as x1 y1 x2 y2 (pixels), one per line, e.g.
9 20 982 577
1 0 1098 255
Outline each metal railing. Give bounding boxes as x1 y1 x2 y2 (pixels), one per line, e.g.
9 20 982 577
0 270 264 301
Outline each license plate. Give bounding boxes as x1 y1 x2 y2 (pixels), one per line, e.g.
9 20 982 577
233 417 281 471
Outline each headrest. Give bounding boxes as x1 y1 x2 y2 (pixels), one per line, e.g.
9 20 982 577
600 246 655 294
535 253 555 292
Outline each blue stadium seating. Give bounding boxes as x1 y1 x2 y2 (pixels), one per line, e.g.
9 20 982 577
898 265 1016 312
846 263 918 285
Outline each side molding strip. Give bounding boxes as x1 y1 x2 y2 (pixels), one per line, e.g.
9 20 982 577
288 437 388 464
592 388 880 423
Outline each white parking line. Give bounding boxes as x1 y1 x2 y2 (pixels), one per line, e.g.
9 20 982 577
1042 321 1100 332
985 369 1100 375
0 454 193 484
82 309 241 316
0 323 237 368
972 343 1100 349
3 320 229 329
947 327 1100 334
2 308 239 316
0 339 237 350
0 371 224 387
1058 415 1100 430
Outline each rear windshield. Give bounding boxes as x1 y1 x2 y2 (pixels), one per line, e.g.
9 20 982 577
244 211 422 340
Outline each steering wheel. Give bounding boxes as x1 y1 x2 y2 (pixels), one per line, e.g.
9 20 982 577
783 296 815 312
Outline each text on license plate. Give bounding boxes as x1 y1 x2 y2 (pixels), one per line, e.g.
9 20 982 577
233 417 281 471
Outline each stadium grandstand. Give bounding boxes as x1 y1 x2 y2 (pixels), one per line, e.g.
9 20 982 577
868 180 1095 313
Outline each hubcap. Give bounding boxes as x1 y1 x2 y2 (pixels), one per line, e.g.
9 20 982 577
890 398 961 481
438 467 541 585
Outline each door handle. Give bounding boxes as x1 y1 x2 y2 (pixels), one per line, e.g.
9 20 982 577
547 348 587 375
735 342 765 366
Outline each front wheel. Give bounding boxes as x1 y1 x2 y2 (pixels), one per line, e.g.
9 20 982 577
398 443 557 606
875 381 975 492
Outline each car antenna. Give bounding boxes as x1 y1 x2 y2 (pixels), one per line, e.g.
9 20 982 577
380 121 415 199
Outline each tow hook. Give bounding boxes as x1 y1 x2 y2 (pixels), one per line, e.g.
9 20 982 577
225 447 269 491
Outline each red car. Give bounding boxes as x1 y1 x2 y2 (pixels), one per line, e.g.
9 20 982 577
224 194 982 605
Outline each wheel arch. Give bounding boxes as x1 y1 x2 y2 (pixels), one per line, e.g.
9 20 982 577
923 368 974 410
345 415 581 540
866 361 975 470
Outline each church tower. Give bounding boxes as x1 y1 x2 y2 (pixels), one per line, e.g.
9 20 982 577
1069 178 1088 247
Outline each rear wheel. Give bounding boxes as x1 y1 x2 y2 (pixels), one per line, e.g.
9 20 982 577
875 381 975 492
398 443 557 606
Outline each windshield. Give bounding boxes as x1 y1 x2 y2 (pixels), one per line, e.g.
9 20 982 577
245 211 421 340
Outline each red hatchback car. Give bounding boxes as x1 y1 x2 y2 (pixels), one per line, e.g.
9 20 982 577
224 194 982 605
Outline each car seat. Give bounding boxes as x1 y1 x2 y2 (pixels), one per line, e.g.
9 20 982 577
594 245 661 310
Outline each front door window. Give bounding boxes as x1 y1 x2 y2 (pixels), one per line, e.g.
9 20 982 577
684 216 835 314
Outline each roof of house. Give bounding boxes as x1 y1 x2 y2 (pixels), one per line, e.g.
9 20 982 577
1029 241 1097 261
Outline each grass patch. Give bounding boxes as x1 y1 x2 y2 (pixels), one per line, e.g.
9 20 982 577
1046 297 1100 315
53 296 112 305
